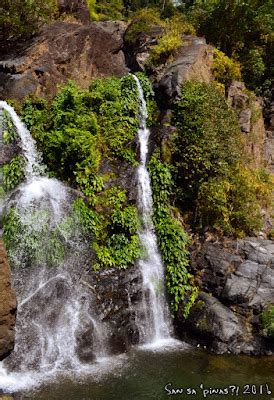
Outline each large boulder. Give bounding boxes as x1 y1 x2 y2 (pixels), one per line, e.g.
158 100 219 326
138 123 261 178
0 240 16 360
57 0 90 24
177 237 274 355
156 36 213 105
0 21 128 101
177 292 251 355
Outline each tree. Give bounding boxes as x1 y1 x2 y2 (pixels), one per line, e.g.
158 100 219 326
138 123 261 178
0 0 57 43
188 0 273 90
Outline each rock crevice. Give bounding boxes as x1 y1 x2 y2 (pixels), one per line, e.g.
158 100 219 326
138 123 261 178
0 240 16 360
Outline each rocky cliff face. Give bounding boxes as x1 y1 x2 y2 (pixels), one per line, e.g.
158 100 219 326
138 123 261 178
228 81 266 168
0 21 128 100
0 240 16 360
176 237 274 355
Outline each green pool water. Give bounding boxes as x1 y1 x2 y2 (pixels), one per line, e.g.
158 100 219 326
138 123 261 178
13 347 274 400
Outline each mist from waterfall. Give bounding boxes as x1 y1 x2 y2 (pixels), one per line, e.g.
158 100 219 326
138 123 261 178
0 101 108 392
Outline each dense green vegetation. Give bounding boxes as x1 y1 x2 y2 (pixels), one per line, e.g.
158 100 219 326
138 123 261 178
186 0 273 92
149 154 198 316
3 156 25 191
73 190 141 271
171 81 272 236
20 75 146 270
88 0 176 20
0 0 57 42
1 110 25 191
2 110 18 143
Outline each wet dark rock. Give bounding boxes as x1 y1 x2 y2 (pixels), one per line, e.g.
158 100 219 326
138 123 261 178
87 265 143 354
177 292 248 355
0 141 21 166
0 240 17 360
76 324 96 363
177 237 274 355
99 158 138 204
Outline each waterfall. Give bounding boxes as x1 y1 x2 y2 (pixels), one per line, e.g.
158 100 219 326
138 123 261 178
133 76 172 346
0 101 44 178
0 102 107 392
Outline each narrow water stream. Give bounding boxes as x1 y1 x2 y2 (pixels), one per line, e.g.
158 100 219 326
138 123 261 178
133 75 172 346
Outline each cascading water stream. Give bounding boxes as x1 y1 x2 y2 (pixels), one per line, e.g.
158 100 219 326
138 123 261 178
0 101 44 178
133 76 173 346
0 101 108 392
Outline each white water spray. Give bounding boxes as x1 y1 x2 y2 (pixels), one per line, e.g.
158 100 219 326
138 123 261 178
0 101 44 177
0 102 107 391
133 76 172 345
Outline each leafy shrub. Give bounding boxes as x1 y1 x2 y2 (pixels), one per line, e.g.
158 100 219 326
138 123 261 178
3 156 25 191
144 15 195 69
261 305 274 337
149 154 198 317
73 198 101 237
0 0 57 42
124 8 162 47
171 81 272 236
197 165 272 236
2 110 17 143
22 76 140 196
73 187 141 271
94 234 141 270
187 0 273 92
242 49 266 89
213 49 242 87
87 0 124 21
172 81 242 205
147 31 182 68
